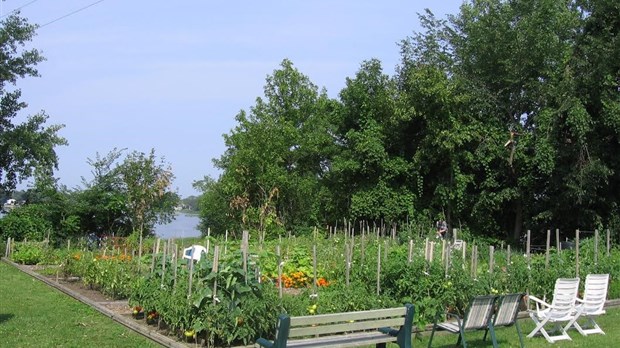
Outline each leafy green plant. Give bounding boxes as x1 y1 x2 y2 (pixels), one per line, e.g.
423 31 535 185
11 241 46 264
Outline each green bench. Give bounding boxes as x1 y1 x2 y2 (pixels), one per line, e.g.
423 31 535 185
255 304 414 348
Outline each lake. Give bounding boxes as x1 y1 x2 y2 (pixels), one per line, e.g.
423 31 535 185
154 213 202 239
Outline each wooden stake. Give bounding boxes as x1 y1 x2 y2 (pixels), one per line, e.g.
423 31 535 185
576 229 580 278
376 244 381 296
489 246 494 274
594 229 599 266
277 245 282 298
312 244 317 296
526 230 531 269
408 240 413 263
556 229 560 254
545 230 551 270
607 229 611 257
212 246 219 305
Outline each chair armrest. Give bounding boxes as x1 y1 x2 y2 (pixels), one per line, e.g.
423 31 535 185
255 338 274 348
528 295 552 308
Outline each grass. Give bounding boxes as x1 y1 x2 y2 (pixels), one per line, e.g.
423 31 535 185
416 307 620 347
0 261 161 348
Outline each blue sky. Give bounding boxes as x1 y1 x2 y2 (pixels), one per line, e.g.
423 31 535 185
11 0 463 197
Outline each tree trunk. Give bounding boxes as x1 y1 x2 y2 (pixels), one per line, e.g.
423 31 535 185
512 198 523 242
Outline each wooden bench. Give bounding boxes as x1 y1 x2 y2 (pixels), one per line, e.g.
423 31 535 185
255 304 414 348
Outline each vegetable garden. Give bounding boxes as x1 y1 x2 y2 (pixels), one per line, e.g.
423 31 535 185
4 226 620 347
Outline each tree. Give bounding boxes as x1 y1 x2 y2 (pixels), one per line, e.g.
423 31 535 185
117 149 178 244
213 60 337 237
0 15 66 193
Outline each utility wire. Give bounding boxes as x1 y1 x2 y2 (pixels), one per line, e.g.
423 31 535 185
40 0 105 28
1 0 41 18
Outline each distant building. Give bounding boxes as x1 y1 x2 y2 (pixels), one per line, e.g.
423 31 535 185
3 199 17 212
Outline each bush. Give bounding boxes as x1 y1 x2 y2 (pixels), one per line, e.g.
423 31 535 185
0 205 53 242
11 241 46 265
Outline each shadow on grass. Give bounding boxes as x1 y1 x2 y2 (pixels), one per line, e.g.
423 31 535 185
0 313 14 324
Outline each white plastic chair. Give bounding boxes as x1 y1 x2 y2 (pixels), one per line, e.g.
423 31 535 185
527 278 579 343
565 274 609 336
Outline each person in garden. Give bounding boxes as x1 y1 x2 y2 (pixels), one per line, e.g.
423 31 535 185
436 219 447 239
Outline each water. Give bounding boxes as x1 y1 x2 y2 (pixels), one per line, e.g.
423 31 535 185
154 213 202 239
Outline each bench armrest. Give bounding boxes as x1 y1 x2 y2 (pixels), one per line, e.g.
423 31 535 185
255 337 274 348
377 327 399 336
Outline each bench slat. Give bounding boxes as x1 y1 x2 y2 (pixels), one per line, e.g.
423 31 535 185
290 307 406 326
287 331 398 348
289 317 404 337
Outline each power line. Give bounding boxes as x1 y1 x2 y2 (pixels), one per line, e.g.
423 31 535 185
1 0 41 18
40 0 105 28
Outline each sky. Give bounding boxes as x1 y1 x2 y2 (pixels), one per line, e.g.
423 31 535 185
9 0 464 197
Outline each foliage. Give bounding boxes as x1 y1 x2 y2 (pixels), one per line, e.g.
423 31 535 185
0 15 67 194
117 149 179 238
0 204 53 241
11 241 46 264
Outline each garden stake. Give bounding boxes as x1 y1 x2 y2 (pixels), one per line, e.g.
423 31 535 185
376 243 381 296
188 246 194 298
462 241 466 270
277 245 282 298
224 229 228 254
345 242 351 287
595 229 599 266
408 239 413 263
150 240 157 273
206 228 211 256
161 243 167 287
556 229 560 254
607 229 611 256
526 230 531 269
312 244 317 297
173 244 178 291
212 246 220 305
507 245 511 267
576 229 580 277
545 229 551 270
489 245 494 274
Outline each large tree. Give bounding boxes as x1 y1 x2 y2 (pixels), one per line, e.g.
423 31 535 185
0 15 66 193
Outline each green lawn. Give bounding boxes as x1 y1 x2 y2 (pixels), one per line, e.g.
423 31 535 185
0 261 160 348
417 307 620 347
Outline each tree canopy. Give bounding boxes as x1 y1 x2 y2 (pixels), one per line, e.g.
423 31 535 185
201 0 620 242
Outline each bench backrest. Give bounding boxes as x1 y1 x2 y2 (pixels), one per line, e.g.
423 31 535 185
289 305 412 338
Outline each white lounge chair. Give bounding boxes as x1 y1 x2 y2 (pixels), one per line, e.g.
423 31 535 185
527 278 579 343
565 273 609 336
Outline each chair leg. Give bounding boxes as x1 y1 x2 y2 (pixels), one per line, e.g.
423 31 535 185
456 330 467 348
482 328 488 341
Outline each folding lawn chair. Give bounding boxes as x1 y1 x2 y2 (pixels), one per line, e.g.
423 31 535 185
428 295 498 348
527 278 580 343
565 273 609 336
484 293 525 348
